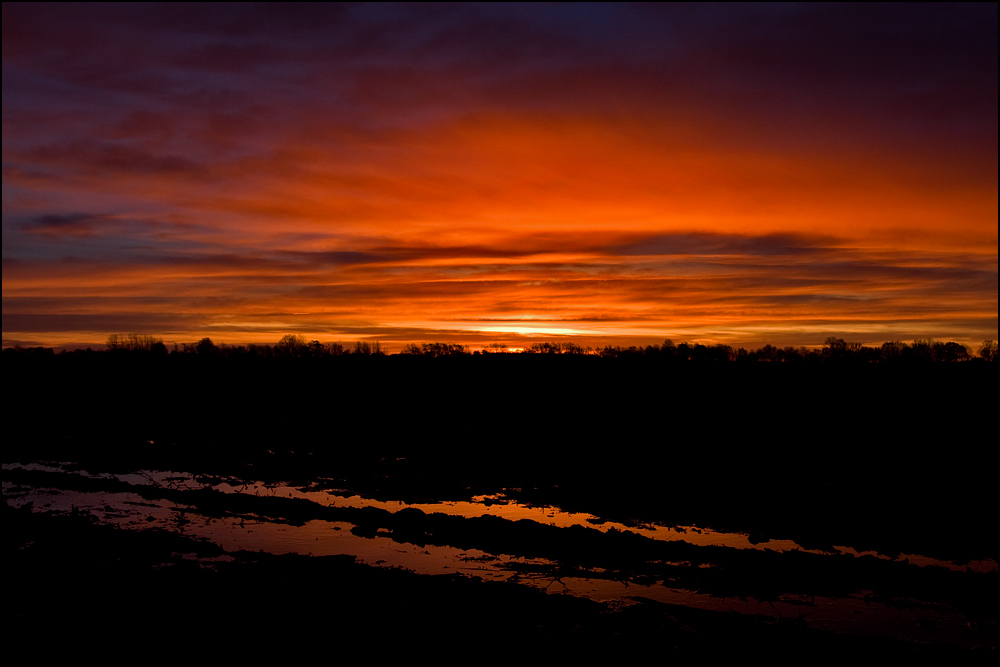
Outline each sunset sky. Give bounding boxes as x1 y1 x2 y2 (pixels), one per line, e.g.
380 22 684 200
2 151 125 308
3 3 997 350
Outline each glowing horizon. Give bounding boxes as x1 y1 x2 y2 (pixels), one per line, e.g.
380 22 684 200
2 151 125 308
3 4 997 350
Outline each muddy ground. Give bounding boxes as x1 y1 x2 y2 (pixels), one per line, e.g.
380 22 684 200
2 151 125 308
3 354 997 664
4 499 992 667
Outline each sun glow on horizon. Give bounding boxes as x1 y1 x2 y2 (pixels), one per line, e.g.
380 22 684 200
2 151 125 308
2 5 996 350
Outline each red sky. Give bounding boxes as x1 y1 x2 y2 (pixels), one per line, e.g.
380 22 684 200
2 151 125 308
3 4 997 350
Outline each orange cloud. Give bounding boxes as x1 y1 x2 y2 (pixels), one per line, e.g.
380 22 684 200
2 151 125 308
3 5 995 349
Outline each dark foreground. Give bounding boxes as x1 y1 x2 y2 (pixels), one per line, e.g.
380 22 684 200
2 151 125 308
5 501 992 667
3 352 998 665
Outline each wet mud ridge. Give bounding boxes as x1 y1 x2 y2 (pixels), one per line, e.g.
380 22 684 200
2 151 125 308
3 464 997 666
3 355 998 664
2 500 993 667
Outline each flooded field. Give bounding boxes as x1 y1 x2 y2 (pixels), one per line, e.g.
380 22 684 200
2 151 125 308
4 459 996 658
4 356 997 664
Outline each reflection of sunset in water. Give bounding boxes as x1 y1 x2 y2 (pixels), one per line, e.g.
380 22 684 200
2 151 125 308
4 463 994 650
9 462 995 576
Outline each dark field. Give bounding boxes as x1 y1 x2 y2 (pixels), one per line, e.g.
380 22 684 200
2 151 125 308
3 350 997 665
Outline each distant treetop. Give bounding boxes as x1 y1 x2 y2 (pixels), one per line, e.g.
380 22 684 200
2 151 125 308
6 335 996 364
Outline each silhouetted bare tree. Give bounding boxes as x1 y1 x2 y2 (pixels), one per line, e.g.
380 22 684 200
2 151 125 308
276 334 307 357
106 333 163 352
353 341 384 356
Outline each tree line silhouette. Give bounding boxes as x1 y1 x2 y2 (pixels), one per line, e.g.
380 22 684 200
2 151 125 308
6 328 996 575
6 333 997 363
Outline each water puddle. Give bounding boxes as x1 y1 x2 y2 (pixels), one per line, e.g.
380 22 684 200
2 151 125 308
2 470 993 650
6 462 995 574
